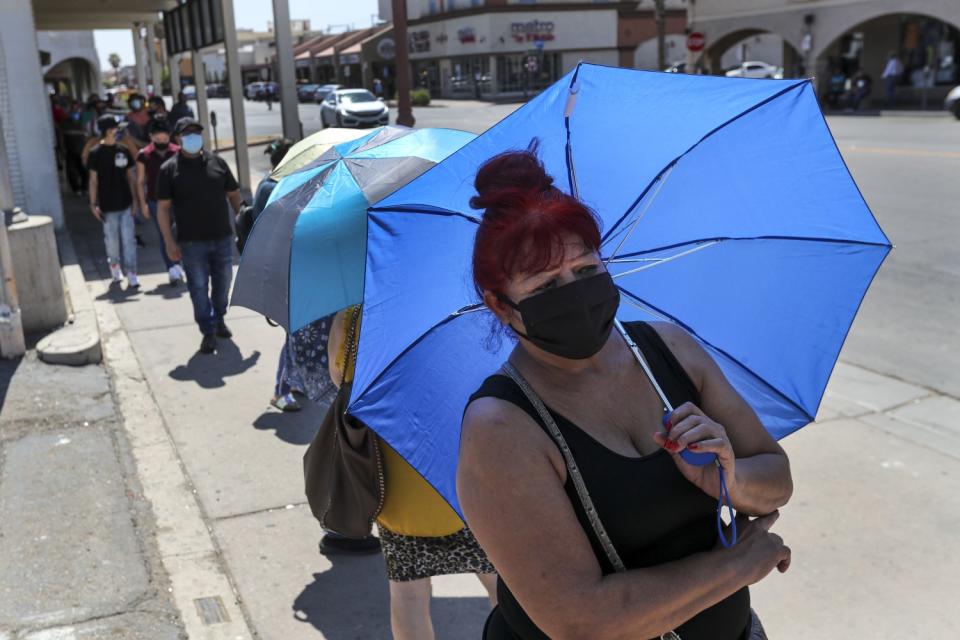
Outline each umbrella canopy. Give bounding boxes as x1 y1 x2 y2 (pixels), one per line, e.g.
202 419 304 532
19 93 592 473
270 127 369 179
348 63 892 516
231 125 476 332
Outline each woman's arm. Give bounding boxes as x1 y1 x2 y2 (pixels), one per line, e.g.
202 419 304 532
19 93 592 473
650 323 793 516
459 399 790 640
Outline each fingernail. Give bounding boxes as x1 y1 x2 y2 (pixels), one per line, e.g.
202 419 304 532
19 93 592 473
665 419 673 432
665 439 677 451
688 443 699 450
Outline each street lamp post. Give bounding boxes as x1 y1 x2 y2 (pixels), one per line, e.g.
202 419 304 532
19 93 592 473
392 0 415 127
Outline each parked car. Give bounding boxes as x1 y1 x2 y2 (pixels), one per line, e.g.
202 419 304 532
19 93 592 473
725 61 783 79
664 62 687 74
244 81 278 100
297 84 320 102
206 83 229 98
313 84 343 103
320 89 389 129
182 85 196 99
946 85 960 119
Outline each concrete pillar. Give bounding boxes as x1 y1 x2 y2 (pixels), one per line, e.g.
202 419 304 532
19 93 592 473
147 22 162 96
0 0 63 228
133 24 148 93
169 54 182 95
192 52 211 149
0 115 25 358
220 0 251 191
272 0 301 140
7 216 67 334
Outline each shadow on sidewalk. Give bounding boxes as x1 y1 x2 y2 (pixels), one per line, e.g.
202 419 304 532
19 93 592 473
94 280 143 304
168 339 260 389
292 553 493 638
251 396 326 446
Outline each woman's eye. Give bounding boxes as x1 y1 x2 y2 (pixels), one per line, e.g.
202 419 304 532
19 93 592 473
578 264 598 275
533 279 557 293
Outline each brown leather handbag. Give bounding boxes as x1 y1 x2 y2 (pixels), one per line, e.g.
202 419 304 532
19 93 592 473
302 307 385 538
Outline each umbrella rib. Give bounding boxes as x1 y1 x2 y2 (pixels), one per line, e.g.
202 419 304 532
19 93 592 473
600 79 811 247
609 234 891 261
603 164 676 263
618 289 814 422
610 240 719 278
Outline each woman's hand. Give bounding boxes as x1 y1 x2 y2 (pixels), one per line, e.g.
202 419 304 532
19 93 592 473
652 401 737 500
730 511 791 583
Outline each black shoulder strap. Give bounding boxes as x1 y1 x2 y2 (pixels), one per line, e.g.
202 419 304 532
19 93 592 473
623 322 701 409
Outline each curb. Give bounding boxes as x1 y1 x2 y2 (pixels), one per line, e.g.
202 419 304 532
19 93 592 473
36 232 102 366
88 273 256 639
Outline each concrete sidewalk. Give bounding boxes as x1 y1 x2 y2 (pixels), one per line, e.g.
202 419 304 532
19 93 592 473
57 188 960 638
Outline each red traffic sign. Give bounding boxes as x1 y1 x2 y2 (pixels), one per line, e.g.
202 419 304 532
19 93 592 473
686 32 706 52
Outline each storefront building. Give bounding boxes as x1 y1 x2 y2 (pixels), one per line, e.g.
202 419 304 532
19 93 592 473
403 5 624 99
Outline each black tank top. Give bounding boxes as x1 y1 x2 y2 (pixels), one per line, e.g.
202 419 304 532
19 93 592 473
468 322 750 640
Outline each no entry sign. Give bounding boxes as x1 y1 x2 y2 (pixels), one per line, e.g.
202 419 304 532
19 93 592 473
686 32 706 52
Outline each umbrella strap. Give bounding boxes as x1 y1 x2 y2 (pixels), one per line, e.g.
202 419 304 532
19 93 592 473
502 362 627 574
716 466 737 548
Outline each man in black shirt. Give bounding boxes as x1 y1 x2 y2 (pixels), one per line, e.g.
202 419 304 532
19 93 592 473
156 118 243 354
88 115 140 288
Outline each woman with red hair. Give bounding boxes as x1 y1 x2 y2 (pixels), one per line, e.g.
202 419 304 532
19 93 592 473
458 147 794 639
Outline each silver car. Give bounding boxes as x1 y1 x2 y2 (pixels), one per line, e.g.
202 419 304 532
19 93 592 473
320 89 389 129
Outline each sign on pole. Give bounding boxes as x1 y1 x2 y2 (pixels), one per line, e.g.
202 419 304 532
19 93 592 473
686 31 706 53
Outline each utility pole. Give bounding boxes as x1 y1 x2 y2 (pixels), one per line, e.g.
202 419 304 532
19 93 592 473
392 0 415 127
654 0 667 71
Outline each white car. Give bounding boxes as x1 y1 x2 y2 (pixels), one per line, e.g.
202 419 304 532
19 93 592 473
320 89 389 129
945 85 960 119
725 61 783 79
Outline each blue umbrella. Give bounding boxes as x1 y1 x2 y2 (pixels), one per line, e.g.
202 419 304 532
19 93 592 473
349 63 891 515
231 126 476 332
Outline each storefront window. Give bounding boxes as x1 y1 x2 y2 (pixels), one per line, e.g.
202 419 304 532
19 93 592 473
496 53 561 95
448 56 491 98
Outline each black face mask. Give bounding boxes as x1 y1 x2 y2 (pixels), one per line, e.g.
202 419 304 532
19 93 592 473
500 271 620 360
153 142 169 151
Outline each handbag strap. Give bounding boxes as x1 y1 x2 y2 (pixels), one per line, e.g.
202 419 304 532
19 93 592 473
502 362 627 573
339 306 362 388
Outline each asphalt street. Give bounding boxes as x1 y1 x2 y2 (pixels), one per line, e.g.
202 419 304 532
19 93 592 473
209 96 960 400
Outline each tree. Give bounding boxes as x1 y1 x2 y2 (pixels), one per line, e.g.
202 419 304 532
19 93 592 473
654 0 667 71
108 53 121 82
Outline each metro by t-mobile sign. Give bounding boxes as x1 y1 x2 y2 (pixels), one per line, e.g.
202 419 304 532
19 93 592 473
686 31 706 52
512 20 556 44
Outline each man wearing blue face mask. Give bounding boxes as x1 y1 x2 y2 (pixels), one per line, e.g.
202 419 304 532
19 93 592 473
156 118 244 354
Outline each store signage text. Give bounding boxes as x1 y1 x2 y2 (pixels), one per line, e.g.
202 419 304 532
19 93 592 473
511 20 556 43
409 30 431 53
458 27 476 44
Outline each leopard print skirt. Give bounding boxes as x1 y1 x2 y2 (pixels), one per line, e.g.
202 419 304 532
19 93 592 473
379 526 496 582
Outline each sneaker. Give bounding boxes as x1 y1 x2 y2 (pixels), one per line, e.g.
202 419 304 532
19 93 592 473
127 273 140 289
109 263 123 283
215 321 232 339
168 265 185 285
270 393 302 412
199 334 217 354
319 533 381 556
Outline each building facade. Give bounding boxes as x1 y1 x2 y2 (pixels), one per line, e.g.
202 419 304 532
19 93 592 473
693 0 960 105
375 0 687 99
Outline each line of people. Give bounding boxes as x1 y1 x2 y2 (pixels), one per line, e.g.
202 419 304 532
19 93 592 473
65 89 244 355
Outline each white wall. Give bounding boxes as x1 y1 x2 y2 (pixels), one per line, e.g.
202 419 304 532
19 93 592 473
634 34 687 69
562 49 619 74
0 0 63 227
719 33 783 69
